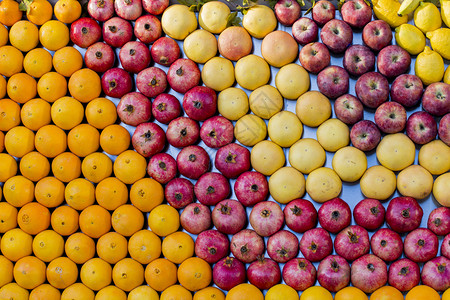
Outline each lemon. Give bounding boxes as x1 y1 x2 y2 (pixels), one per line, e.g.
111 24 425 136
444 65 450 84
442 0 450 27
395 24 425 55
372 0 408 27
426 28 450 60
414 2 441 33
415 46 444 85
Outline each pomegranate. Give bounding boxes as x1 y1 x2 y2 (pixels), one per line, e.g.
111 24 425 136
317 255 351 292
142 0 169 14
183 86 217 121
176 145 210 180
164 178 194 209
282 258 317 291
151 94 181 124
351 254 388 293
119 41 151 73
388 258 420 292
386 196 423 233
136 67 168 98
147 153 176 184
117 92 151 126
200 116 234 148
151 37 181 67
370 228 403 262
194 229 229 264
213 256 246 291
70 17 102 48
267 230 299 263
114 0 142 20
299 228 333 262
421 256 450 291
230 229 264 263
212 199 246 235
284 199 318 233
442 234 450 259
247 257 281 290
166 117 200 148
167 58 200 93
131 122 165 157
334 225 370 261
249 201 284 237
215 143 251 179
234 171 269 207
427 207 450 236
318 197 351 234
102 17 133 48
404 228 439 263
101 68 133 98
84 42 115 73
88 0 114 21
353 198 385 230
194 172 230 206
180 203 211 234
134 15 162 44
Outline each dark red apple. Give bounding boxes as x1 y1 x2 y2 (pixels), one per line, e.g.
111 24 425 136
343 45 375 77
377 45 411 78
320 19 353 53
355 72 389 108
334 94 364 125
274 0 301 26
312 0 335 26
317 66 349 99
362 20 392 51
390 74 423 108
406 111 438 145
374 101 407 134
299 42 330 74
350 120 382 152
438 113 450 146
422 82 450 117
341 0 372 28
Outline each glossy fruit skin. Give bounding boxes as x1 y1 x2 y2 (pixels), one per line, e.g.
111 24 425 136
194 229 229 264
114 0 142 20
353 198 385 230
119 41 151 73
183 86 217 121
215 143 251 179
318 197 351 234
102 17 133 48
299 228 333 262
388 258 420 292
284 199 318 233
442 234 450 259
84 42 115 73
249 201 284 237
230 229 265 263
134 15 162 44
213 256 246 291
427 207 450 236
151 37 180 66
282 258 317 291
247 257 281 290
151 93 181 124
234 171 269 207
371 228 404 262
101 68 133 98
167 58 200 93
147 153 177 184
351 254 388 293
212 199 246 235
166 117 200 148
88 0 114 21
117 92 151 126
180 203 211 235
404 228 439 263
200 116 234 148
136 67 168 98
131 122 165 158
421 256 450 292
70 17 102 48
176 145 210 180
194 172 230 206
164 178 194 209
334 225 370 261
317 254 351 292
386 196 423 233
267 230 299 263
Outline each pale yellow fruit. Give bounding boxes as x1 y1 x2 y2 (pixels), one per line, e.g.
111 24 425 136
242 5 277 39
397 165 433 199
161 5 197 40
316 119 349 152
433 172 450 207
442 0 450 27
376 133 415 171
261 30 298 68
217 88 249 120
234 114 267 146
372 0 407 27
395 24 425 55
426 28 450 60
235 55 270 90
415 46 445 85
418 139 450 175
296 91 331 127
266 284 299 300
268 111 302 148
198 1 230 34
444 65 450 84
289 138 326 175
332 146 367 182
251 140 285 176
201 57 234 92
183 30 217 64
249 85 283 119
305 167 342 203
269 167 305 204
414 2 441 33
360 165 397 200
275 63 310 100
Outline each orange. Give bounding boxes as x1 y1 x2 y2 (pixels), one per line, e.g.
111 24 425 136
3 175 34 207
114 150 147 184
51 96 84 130
19 151 50 182
86 97 118 129
161 285 192 300
96 232 128 264
61 283 95 300
0 256 13 288
148 204 180 237
111 204 144 237
20 98 52 131
0 24 7 46
68 68 101 103
0 153 18 182
81 152 113 183
46 256 78 289
39 20 69 51
54 0 82 23
130 178 164 212
23 48 52 78
32 230 64 262
95 177 128 211
79 205 111 239
52 152 82 182
226 284 264 300
0 130 3 152
0 98 21 131
178 257 212 292
53 46 83 77
162 231 194 264
65 178 95 210
35 176 65 207
64 233 95 264
17 202 51 235
80 257 112 291
67 123 100 157
37 72 68 103
145 258 178 292
0 75 6 98
0 282 29 299
51 205 79 236
128 229 162 265
0 45 23 77
0 228 33 262
405 285 440 300
0 0 22 26
95 286 127 300
370 285 403 300
7 73 37 104
100 124 131 156
4 126 35 157
443 288 450 300
194 287 225 300
25 0 53 26
335 287 368 300
29 284 61 300
13 256 46 289
9 20 39 52
129 286 159 300
0 202 18 233
35 124 67 158
112 258 145 292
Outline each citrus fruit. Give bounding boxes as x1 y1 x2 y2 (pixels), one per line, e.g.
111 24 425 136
0 202 18 233
96 232 128 264
51 205 79 236
4 126 35 157
370 286 404 300
226 283 264 300
0 0 22 26
3 175 34 207
0 228 33 262
25 0 53 26
54 0 81 23
29 284 60 300
13 256 46 289
161 285 193 300
0 98 21 131
128 229 162 265
395 24 426 55
23 48 53 78
61 283 95 300
426 28 450 60
217 87 249 121
99 124 131 156
113 150 147 184
79 205 111 239
32 230 64 262
235 55 270 90
268 111 302 147
51 152 82 182
39 20 70 51
80 258 112 291
129 178 164 212
415 46 445 85
85 97 117 129
9 20 39 52
68 68 101 103
112 258 145 292
194 287 225 300
95 286 127 300
81 152 113 183
161 4 197 40
128 285 159 300
20 98 51 131
250 140 285 175
96 177 128 211
0 282 29 299
65 178 95 210
46 256 78 289
19 151 50 182
149 204 180 237
242 5 277 38
405 285 440 300
64 233 95 264
144 258 178 292
37 72 68 103
35 124 67 158
53 46 83 77
275 63 310 100
67 123 100 157
17 202 51 235
0 45 23 77
111 204 144 237
414 2 441 33
234 113 267 146
7 73 37 104
162 231 194 264
34 176 65 207
296 91 331 127
265 284 299 300
198 1 230 34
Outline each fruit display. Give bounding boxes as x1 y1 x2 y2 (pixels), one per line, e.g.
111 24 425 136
0 0 449 298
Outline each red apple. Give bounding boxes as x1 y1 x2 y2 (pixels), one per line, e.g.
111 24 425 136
350 120 382 152
374 102 407 134
341 0 372 28
439 113 450 146
390 74 423 108
343 45 375 77
334 94 364 125
362 20 392 51
406 111 438 145
317 65 349 99
299 42 330 74
274 0 301 26
377 45 411 78
422 82 450 117
355 72 389 108
312 0 335 26
320 19 353 53
292 17 318 45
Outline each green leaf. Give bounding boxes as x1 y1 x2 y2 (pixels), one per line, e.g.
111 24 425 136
296 0 305 6
177 0 196 7
305 0 315 14
226 11 242 26
19 0 32 12
268 0 277 8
